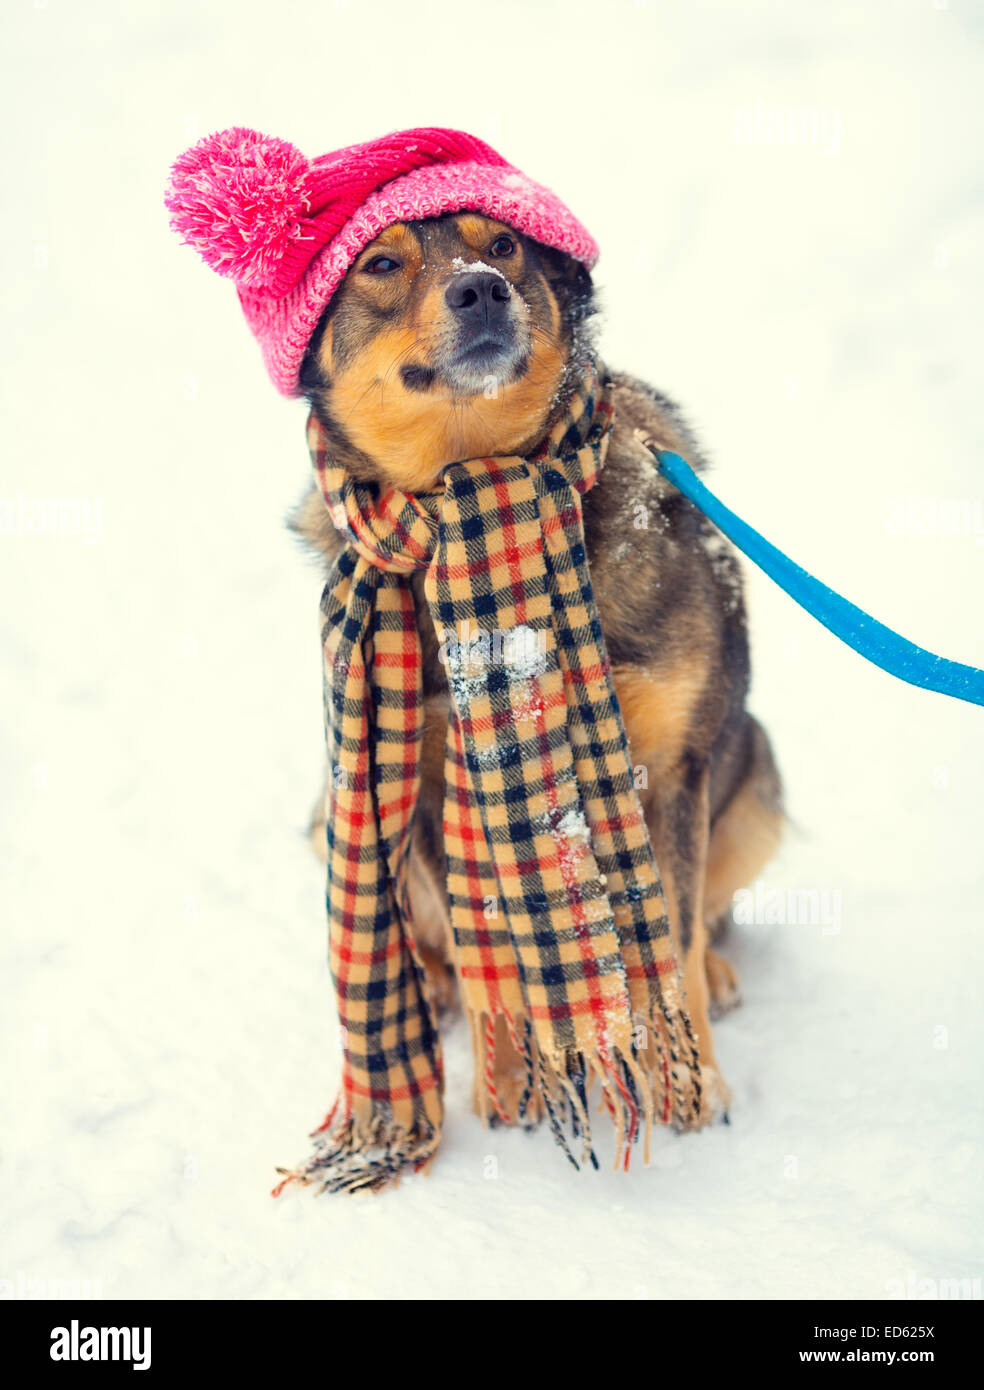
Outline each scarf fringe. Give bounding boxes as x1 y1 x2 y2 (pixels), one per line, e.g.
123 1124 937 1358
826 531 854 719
272 992 703 1198
472 1001 702 1173
272 1107 439 1198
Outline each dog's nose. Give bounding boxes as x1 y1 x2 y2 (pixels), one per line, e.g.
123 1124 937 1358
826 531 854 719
444 270 511 323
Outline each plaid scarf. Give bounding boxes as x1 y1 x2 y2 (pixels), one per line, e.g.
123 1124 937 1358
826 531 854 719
275 365 700 1195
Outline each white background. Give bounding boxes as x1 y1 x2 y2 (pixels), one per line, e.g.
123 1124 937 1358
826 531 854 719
2 0 982 1300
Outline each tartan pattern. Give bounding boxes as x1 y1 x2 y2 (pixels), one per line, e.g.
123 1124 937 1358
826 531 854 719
278 364 700 1195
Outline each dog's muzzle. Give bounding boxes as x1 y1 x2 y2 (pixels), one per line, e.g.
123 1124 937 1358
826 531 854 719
441 269 525 392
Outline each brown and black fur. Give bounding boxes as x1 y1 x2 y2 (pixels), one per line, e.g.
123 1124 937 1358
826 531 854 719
293 212 784 1122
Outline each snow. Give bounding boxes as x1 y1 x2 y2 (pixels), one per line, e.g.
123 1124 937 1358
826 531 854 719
450 256 508 281
2 1 982 1301
534 801 592 882
502 623 548 679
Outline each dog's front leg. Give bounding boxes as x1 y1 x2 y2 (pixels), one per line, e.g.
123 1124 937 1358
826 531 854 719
643 757 730 1125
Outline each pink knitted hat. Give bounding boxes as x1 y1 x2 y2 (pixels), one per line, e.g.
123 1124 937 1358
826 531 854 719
165 126 599 397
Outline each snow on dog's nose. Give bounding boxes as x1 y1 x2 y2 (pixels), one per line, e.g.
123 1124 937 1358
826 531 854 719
444 267 512 323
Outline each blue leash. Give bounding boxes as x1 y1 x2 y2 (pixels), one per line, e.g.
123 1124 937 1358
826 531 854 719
652 448 984 708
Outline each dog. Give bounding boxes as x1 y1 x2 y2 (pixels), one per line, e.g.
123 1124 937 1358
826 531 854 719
291 211 784 1124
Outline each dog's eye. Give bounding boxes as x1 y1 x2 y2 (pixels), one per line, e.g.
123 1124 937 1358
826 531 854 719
362 255 401 274
488 234 515 258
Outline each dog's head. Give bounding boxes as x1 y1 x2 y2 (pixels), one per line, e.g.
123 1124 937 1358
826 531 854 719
300 213 595 491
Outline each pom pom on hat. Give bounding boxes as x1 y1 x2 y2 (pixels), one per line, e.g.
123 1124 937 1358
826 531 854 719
165 127 313 295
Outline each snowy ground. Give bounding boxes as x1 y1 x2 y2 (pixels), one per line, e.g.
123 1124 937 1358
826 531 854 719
2 2 982 1301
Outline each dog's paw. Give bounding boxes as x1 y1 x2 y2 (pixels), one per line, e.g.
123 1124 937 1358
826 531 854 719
678 1063 732 1130
486 1083 544 1130
699 1064 732 1125
669 1055 731 1131
705 947 741 1019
